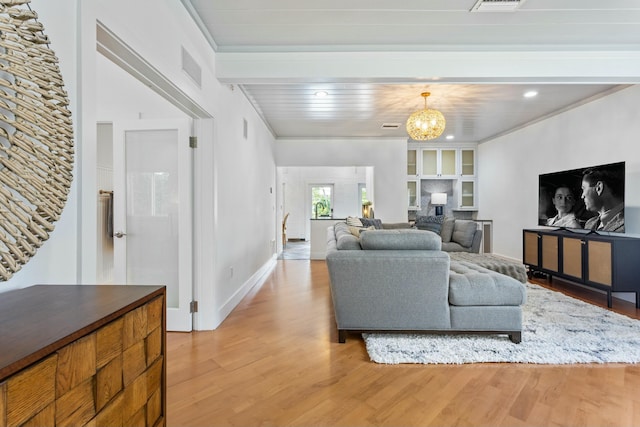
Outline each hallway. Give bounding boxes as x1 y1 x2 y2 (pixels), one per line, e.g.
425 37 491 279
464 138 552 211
277 240 310 260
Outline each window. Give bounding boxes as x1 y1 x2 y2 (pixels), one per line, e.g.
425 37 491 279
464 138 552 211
311 185 332 218
359 183 368 205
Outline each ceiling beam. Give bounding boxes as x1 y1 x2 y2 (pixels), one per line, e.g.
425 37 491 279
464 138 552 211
216 50 640 84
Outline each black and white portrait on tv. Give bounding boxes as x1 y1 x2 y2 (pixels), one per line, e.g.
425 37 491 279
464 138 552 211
538 162 625 233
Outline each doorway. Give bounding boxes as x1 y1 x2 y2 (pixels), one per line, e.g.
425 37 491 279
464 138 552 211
96 23 213 331
96 119 194 332
112 119 193 332
276 166 372 246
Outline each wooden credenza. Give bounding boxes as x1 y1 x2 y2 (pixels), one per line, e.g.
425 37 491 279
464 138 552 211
0 285 166 426
523 228 640 308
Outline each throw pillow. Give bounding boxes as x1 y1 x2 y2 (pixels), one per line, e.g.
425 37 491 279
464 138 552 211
420 223 442 234
440 217 455 243
415 215 444 233
346 216 363 227
348 225 375 237
360 218 383 229
451 220 477 248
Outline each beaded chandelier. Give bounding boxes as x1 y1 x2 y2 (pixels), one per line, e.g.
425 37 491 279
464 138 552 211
406 92 446 140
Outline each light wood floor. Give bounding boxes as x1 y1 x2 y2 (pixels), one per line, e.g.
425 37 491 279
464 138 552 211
167 260 640 426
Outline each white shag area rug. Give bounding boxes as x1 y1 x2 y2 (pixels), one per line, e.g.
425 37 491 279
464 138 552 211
364 283 640 364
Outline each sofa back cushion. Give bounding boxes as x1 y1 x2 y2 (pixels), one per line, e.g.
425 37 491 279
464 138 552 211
334 222 362 250
440 217 455 242
337 233 362 250
451 220 477 248
360 229 442 250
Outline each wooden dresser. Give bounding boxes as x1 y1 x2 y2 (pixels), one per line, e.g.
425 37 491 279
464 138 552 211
0 285 166 426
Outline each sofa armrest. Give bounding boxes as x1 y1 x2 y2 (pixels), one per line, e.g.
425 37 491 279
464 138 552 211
326 250 452 330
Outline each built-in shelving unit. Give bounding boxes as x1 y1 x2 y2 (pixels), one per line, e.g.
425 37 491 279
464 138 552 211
407 142 478 212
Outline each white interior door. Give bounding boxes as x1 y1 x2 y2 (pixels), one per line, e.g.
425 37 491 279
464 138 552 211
113 119 193 331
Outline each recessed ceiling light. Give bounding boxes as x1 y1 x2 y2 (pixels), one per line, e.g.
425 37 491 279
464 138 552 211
446 135 455 140
314 90 328 97
524 90 538 98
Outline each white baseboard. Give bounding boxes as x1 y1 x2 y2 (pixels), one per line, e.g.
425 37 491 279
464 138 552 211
213 255 277 329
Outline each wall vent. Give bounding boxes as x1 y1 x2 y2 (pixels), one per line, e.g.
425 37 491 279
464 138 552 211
470 0 526 12
181 46 202 87
381 123 401 129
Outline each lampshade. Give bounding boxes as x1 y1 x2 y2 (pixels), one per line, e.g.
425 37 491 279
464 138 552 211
431 193 447 205
406 92 446 140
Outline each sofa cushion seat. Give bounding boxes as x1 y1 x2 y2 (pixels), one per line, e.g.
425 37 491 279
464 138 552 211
448 261 527 307
441 241 473 252
449 252 528 283
359 229 442 250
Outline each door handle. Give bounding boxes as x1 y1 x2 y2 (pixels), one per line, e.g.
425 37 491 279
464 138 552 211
114 231 127 238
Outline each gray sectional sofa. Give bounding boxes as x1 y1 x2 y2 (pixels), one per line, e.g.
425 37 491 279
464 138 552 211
357 216 483 253
326 222 527 343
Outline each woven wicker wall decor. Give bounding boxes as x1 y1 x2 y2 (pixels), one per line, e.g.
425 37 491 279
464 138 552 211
0 0 74 280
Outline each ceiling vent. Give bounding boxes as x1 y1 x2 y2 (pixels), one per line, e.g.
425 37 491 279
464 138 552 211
470 0 526 12
381 123 400 129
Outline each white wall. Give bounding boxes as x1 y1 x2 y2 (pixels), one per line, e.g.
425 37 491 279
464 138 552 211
0 0 80 292
96 54 186 121
1 0 278 332
90 0 277 329
275 138 408 223
478 85 640 261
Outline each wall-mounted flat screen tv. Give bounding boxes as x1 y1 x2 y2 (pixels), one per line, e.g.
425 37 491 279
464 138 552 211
538 161 625 233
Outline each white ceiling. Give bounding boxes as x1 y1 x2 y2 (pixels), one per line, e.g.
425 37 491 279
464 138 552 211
181 0 640 141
